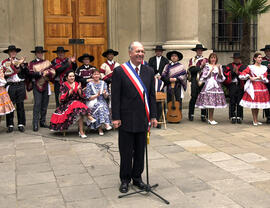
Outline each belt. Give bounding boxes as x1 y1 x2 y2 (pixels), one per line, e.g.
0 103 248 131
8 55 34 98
7 81 24 85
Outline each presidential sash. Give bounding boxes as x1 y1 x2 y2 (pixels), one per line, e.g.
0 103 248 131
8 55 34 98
121 62 150 124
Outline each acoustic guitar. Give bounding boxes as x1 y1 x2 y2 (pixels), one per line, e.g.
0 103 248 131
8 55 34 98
166 82 182 123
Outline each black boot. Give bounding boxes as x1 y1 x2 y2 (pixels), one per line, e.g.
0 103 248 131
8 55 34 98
7 126 14 133
33 123 39 132
201 116 206 122
237 117 242 124
231 117 236 124
188 114 194 121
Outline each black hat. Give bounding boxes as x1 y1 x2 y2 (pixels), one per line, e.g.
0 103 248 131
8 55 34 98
78 53 95 63
166 51 183 61
153 45 165 51
52 46 69 53
260 45 270 51
191 44 207 51
231 52 242 59
102 49 119 58
3 45 21 53
31 46 48 53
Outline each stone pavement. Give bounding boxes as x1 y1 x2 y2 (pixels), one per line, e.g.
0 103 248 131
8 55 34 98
1 108 270 208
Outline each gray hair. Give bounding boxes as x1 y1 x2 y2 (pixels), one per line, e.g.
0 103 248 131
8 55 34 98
128 41 143 51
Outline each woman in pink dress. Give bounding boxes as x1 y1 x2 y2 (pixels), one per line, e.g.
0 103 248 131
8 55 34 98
239 52 270 125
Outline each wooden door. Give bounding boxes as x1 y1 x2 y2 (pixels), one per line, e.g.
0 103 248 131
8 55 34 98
44 0 107 68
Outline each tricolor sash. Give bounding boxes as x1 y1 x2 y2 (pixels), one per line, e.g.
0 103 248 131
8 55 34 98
121 62 150 124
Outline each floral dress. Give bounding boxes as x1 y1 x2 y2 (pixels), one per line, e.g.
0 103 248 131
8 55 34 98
85 80 111 129
50 81 91 131
195 64 227 108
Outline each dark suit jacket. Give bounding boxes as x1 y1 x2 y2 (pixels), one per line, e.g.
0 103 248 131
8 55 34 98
148 56 169 75
111 62 157 133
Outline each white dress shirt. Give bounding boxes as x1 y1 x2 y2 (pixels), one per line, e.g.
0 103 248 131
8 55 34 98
156 56 161 71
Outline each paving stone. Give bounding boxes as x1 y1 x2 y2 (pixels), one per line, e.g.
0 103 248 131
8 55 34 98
177 158 217 172
17 171 56 186
17 162 52 174
16 148 46 157
93 174 119 189
17 182 60 200
186 189 243 208
153 144 185 154
16 141 44 150
16 154 49 165
66 198 110 208
52 164 87 176
231 168 270 183
17 195 65 208
87 164 119 177
234 153 268 163
164 151 199 162
213 159 254 172
174 139 208 148
198 152 233 162
61 184 103 202
57 173 94 187
0 194 16 208
252 180 270 195
148 158 179 169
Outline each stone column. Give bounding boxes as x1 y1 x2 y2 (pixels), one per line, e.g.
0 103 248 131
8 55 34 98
163 0 200 50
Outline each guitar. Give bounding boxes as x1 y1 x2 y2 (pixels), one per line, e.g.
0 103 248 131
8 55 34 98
166 82 182 123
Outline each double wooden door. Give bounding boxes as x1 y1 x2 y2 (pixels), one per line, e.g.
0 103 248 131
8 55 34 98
44 0 107 68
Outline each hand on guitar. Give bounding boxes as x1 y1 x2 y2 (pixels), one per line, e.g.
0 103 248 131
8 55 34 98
170 78 177 82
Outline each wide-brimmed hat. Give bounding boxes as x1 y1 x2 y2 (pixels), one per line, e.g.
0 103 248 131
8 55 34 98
102 49 119 58
78 53 95 63
191 44 207 51
260 45 270 51
153 45 165 51
231 52 242 59
3 45 21 53
166 51 183 61
31 46 48 53
52 46 69 53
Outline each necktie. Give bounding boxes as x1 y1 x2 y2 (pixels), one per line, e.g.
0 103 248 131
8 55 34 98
135 67 139 74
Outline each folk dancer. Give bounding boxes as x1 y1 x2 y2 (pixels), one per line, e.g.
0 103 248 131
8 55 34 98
223 53 246 124
75 53 96 89
1 45 29 133
161 51 187 112
51 46 77 107
148 45 169 76
239 53 270 126
187 44 208 122
195 53 227 125
28 46 55 131
260 45 270 123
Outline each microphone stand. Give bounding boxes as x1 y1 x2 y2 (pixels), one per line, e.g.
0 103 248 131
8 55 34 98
118 91 170 205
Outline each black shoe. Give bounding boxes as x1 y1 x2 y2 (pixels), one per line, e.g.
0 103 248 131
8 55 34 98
266 118 270 124
156 124 161 129
18 126 25 132
33 124 39 132
188 115 194 121
7 126 13 133
119 182 129 193
40 123 49 128
133 180 148 190
231 118 236 124
201 116 206 122
237 118 242 124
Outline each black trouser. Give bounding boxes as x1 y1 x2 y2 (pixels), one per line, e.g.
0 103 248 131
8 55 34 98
264 85 270 120
54 81 60 108
156 102 162 121
228 83 243 119
118 128 146 183
188 83 207 117
6 82 26 127
33 85 50 126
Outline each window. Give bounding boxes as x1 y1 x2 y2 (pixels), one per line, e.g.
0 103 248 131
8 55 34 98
212 0 257 52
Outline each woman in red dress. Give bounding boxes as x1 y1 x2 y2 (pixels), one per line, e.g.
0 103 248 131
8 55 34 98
50 71 96 137
239 53 270 125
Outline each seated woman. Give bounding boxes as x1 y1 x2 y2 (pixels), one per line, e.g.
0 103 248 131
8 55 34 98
195 53 227 125
85 69 112 136
49 71 96 138
0 66 15 123
239 52 270 125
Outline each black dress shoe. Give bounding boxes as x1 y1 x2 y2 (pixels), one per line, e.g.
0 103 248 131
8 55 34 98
33 125 38 132
133 180 148 190
18 126 25 132
7 126 13 133
237 118 242 124
119 182 129 193
201 116 206 122
156 124 161 129
40 123 49 128
188 115 194 121
266 118 270 124
231 118 236 124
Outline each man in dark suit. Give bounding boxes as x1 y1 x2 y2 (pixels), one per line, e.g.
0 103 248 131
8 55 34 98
148 45 169 75
112 41 157 193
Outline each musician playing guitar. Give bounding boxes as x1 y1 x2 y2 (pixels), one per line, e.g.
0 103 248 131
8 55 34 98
161 51 187 123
